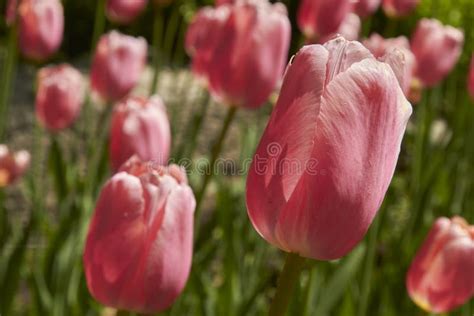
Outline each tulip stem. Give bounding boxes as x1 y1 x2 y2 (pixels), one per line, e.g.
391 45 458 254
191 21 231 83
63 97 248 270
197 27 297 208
268 252 306 316
149 7 165 95
194 106 238 218
0 25 18 142
91 0 107 51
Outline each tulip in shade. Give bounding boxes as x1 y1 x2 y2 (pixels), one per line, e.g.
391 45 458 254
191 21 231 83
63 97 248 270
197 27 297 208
35 64 85 131
354 0 381 18
109 96 171 171
363 33 416 95
318 13 361 44
17 0 64 61
84 156 196 314
186 0 291 109
90 31 147 102
106 0 148 24
406 217 474 313
410 19 464 87
382 0 419 17
5 0 18 26
468 54 474 99
246 36 412 260
297 0 352 40
0 145 30 187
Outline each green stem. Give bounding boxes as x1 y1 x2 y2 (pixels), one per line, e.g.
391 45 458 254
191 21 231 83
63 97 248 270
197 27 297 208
194 106 237 219
91 0 107 51
0 26 18 141
268 253 306 316
149 7 165 95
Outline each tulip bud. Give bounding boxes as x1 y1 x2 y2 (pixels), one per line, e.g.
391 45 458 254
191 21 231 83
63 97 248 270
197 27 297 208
0 145 30 187
5 0 18 26
354 0 381 18
106 0 148 24
35 64 85 131
468 54 474 99
186 0 291 109
382 0 419 17
246 36 412 260
17 0 64 61
410 19 464 87
109 96 171 171
406 217 474 313
90 31 147 103
84 156 195 313
318 13 361 44
297 0 352 40
363 33 416 95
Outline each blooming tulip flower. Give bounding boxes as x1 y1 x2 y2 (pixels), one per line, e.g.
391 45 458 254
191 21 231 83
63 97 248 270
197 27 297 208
468 54 474 99
318 13 361 44
109 96 171 171
297 0 352 40
90 31 147 103
106 0 148 24
246 36 412 260
354 0 381 18
186 0 291 109
363 33 416 95
35 64 85 131
17 0 64 61
406 216 474 313
411 19 464 87
0 145 30 187
382 0 419 17
84 156 195 314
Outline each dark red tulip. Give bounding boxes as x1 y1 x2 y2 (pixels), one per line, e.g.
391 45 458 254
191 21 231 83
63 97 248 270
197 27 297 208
84 156 195 314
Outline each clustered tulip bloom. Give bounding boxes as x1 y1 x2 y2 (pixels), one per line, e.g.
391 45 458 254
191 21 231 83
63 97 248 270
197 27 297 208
354 0 381 18
382 0 419 17
109 96 171 171
90 31 147 103
186 0 291 109
363 33 416 95
318 13 361 44
0 145 30 187
84 156 196 314
17 0 64 61
106 0 148 24
411 19 464 87
297 0 352 40
406 216 474 313
35 64 85 131
246 36 412 260
467 54 474 99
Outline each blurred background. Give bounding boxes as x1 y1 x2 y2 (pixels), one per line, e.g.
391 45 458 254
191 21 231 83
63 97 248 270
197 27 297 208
0 0 473 315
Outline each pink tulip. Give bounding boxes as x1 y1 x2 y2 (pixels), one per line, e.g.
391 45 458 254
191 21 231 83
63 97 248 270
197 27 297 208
109 96 171 171
382 0 419 17
411 19 464 87
215 0 234 5
468 54 474 99
17 0 64 61
297 0 352 40
318 13 361 44
90 31 147 103
406 216 474 313
186 0 291 109
354 0 381 18
84 156 195 314
35 64 85 131
5 0 18 25
246 36 412 260
363 33 416 95
0 145 30 187
106 0 148 24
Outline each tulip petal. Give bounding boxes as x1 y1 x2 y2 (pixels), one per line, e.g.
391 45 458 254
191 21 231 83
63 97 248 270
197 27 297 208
275 58 411 259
